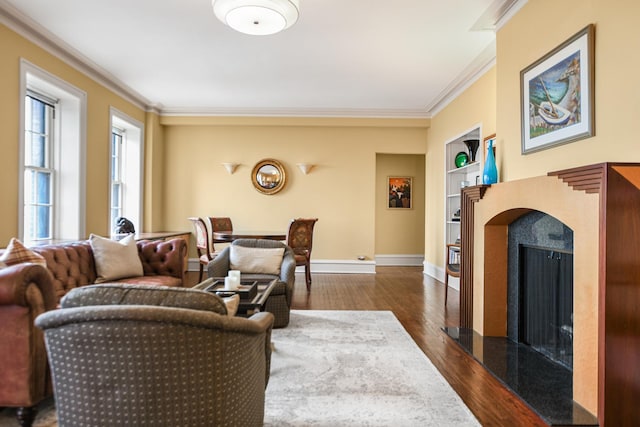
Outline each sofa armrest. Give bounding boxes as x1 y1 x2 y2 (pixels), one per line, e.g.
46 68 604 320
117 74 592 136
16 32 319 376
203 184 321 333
0 263 57 309
137 238 186 282
280 248 296 286
207 247 231 278
246 312 274 387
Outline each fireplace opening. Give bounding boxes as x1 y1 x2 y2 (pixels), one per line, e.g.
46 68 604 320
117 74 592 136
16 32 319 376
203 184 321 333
519 245 573 369
507 210 574 370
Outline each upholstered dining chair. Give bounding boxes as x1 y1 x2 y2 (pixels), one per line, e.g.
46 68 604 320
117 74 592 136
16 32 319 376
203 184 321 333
188 217 216 282
36 284 273 427
444 243 461 305
209 216 233 249
287 218 318 292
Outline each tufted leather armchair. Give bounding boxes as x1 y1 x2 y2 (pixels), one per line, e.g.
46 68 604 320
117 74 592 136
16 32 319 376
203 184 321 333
36 284 273 427
0 238 186 427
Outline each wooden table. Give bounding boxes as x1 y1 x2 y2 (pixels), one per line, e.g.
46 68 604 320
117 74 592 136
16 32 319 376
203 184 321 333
212 230 286 242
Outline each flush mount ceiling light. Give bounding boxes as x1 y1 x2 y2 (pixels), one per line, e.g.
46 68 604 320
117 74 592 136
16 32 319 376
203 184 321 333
212 0 300 36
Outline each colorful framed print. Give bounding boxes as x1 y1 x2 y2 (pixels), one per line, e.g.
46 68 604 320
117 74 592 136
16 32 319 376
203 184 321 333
388 176 412 209
521 24 595 154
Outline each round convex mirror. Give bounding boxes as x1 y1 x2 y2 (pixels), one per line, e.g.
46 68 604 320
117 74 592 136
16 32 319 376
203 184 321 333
251 159 286 195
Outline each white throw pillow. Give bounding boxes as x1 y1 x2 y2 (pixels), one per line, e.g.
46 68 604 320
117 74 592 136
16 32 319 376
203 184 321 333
90 234 143 283
229 245 284 275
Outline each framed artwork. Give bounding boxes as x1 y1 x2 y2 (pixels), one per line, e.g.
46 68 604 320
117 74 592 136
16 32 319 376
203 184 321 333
483 133 496 164
521 24 595 154
388 176 412 209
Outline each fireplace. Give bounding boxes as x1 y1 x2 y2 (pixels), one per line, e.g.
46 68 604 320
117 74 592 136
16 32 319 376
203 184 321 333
508 211 574 370
455 163 640 426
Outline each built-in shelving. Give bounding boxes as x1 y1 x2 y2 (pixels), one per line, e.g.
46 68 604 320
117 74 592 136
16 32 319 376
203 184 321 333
444 126 482 289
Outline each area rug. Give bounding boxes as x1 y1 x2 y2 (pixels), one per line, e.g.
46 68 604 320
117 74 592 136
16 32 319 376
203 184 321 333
264 310 479 426
0 310 478 427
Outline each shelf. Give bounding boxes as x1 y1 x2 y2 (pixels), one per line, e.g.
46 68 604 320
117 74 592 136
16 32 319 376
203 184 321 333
445 126 482 249
447 162 480 175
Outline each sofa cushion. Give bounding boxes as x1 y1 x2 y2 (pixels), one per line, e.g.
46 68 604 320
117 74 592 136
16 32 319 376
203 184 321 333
61 283 228 315
0 238 47 268
114 275 182 288
89 234 143 283
230 245 284 275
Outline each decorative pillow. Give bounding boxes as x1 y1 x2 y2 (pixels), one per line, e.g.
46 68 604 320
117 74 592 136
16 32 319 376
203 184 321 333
0 238 47 267
89 234 143 283
229 245 284 275
223 294 240 316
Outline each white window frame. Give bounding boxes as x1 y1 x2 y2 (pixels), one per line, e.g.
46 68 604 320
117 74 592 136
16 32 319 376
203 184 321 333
109 108 144 235
23 93 55 240
19 59 87 242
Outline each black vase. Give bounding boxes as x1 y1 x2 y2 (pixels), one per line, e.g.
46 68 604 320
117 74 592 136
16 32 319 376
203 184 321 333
463 139 480 162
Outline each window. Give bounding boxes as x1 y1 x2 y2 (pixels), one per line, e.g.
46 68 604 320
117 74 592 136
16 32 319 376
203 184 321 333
110 109 144 234
20 60 87 242
23 94 55 240
111 128 124 228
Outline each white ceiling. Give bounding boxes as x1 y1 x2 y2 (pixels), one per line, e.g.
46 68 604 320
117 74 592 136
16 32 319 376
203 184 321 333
0 0 523 118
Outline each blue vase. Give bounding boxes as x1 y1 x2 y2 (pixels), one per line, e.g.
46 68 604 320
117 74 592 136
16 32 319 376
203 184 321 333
483 140 498 184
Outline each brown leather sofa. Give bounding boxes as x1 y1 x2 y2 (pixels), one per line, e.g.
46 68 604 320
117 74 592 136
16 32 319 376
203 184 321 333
0 237 186 427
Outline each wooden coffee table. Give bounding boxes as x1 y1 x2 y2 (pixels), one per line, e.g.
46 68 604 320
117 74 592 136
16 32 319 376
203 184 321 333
195 277 278 316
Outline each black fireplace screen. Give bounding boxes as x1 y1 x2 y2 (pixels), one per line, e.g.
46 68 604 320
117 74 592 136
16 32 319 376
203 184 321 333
519 245 574 370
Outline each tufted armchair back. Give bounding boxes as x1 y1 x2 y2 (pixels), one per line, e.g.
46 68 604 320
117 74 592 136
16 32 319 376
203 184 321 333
36 284 274 427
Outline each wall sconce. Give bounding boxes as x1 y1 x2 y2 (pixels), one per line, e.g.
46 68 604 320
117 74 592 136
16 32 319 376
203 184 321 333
297 163 314 175
222 163 239 174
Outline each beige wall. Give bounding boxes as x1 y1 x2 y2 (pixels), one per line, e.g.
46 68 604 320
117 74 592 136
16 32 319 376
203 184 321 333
159 117 428 261
1 24 429 263
496 0 640 181
425 1 640 270
0 24 146 242
144 112 166 231
375 153 426 255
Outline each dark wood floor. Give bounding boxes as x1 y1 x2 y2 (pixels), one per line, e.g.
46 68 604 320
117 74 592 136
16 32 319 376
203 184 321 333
186 267 548 426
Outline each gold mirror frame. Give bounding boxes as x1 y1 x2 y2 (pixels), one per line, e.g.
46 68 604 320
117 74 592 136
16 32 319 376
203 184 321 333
251 159 286 195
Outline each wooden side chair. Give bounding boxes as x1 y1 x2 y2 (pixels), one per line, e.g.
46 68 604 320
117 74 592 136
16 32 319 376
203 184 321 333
208 217 233 250
444 243 460 305
188 217 216 282
287 218 318 292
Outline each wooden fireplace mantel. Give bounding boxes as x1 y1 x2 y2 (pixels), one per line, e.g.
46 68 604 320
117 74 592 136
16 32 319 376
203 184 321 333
458 162 640 427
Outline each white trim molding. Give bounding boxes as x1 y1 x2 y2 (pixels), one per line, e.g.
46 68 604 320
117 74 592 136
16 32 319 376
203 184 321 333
423 261 459 292
188 258 376 275
375 254 424 267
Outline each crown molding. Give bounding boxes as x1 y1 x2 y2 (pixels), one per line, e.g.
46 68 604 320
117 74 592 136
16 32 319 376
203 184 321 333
0 0 151 111
425 0 526 117
1 0 525 120
426 41 496 117
160 106 430 119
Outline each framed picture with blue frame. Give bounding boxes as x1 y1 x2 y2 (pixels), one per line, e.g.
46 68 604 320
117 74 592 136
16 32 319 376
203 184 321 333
521 24 595 154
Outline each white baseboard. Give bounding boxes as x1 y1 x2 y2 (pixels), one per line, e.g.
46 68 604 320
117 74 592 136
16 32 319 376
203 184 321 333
375 254 424 266
188 258 376 274
423 261 459 291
